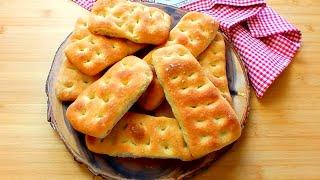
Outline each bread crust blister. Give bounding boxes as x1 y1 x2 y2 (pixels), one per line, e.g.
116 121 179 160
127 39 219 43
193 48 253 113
66 56 153 138
152 44 241 158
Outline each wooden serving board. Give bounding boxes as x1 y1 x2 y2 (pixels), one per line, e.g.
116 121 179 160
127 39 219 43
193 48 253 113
46 3 250 179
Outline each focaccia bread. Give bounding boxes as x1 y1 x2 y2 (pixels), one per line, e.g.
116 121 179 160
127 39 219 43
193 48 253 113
86 112 192 161
55 58 100 101
69 15 91 43
137 71 164 111
66 56 153 138
154 100 174 118
138 12 219 111
165 11 219 57
152 45 241 158
88 0 171 45
143 11 219 65
65 16 145 76
198 33 232 103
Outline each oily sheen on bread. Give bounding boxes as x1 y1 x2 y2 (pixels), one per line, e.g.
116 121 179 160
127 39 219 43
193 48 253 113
66 56 153 138
89 0 171 45
152 45 241 158
198 32 232 102
86 112 192 161
65 16 145 76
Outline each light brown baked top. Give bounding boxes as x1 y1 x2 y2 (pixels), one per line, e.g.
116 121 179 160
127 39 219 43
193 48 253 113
138 12 219 111
55 58 100 101
86 112 192 161
89 0 171 45
66 56 153 138
65 16 145 76
143 11 219 65
165 11 219 57
153 44 241 158
198 32 232 103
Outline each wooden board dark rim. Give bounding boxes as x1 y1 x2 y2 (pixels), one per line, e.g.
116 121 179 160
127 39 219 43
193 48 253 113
45 3 250 179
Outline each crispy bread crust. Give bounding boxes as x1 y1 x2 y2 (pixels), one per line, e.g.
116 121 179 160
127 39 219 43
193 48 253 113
55 59 100 101
198 33 232 103
88 0 171 45
65 16 145 76
86 112 192 161
152 45 241 158
66 56 153 138
165 11 219 57
138 12 219 111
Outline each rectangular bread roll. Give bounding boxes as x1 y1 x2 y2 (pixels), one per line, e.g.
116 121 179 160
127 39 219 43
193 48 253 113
152 44 241 158
86 112 192 161
89 0 171 45
66 56 153 138
55 58 100 101
143 11 219 65
198 32 232 103
65 16 145 76
138 12 219 111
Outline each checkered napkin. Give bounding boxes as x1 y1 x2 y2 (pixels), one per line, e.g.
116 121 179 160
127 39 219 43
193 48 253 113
72 0 301 98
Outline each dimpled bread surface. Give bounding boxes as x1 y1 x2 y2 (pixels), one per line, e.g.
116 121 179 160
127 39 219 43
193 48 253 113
65 16 145 76
138 12 219 111
152 44 241 158
86 112 192 161
198 33 232 103
143 11 219 65
55 59 100 101
66 56 153 138
89 0 171 45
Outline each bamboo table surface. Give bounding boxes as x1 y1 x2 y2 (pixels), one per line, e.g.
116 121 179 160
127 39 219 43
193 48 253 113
0 0 319 179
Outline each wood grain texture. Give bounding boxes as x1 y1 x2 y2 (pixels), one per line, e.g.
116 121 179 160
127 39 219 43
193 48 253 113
0 0 319 179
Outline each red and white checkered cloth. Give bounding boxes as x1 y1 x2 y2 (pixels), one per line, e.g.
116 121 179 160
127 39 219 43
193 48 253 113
72 0 301 98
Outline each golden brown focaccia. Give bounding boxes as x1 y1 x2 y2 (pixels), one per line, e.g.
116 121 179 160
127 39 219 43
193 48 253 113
137 67 165 111
137 71 165 111
143 11 219 65
152 45 241 159
88 0 171 45
65 16 145 76
138 12 219 111
198 32 232 103
165 11 219 57
55 58 100 101
86 112 192 161
66 56 153 138
154 100 174 118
